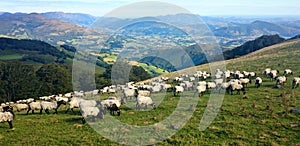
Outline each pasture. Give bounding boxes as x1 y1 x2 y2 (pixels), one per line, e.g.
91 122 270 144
1 39 300 145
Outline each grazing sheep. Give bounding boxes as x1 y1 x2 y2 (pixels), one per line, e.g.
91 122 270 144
227 83 246 95
107 103 120 116
41 100 67 114
284 69 293 76
15 103 29 112
80 100 106 124
101 97 121 108
194 85 207 97
264 68 271 76
292 77 300 89
255 77 263 88
174 86 184 96
27 102 42 115
0 106 15 129
239 78 251 87
136 96 156 110
269 70 279 81
276 76 287 85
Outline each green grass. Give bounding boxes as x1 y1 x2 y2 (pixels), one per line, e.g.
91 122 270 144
1 39 300 145
0 54 23 60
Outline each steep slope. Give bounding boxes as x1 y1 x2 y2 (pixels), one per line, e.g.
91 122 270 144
223 34 285 59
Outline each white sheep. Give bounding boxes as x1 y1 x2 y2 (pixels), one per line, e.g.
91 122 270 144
0 106 15 129
207 82 217 89
194 85 206 97
41 100 66 114
239 78 251 87
138 90 151 97
292 77 300 89
123 88 137 100
101 97 121 108
264 68 271 76
276 76 287 85
65 97 83 113
227 82 245 95
255 77 263 88
15 103 29 112
174 86 184 96
136 96 156 110
284 69 293 76
27 102 42 114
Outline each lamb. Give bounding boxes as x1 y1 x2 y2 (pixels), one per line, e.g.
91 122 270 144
0 106 15 129
136 96 156 110
276 76 287 85
15 103 29 112
173 86 184 96
255 77 263 88
292 77 300 89
41 100 67 114
284 69 293 76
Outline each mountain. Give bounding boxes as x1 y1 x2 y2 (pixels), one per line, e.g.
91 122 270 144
41 12 97 27
0 12 102 46
223 34 285 59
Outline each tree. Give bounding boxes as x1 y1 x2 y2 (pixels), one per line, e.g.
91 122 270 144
0 62 38 102
36 64 72 95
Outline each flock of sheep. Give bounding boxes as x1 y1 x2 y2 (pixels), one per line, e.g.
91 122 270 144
1 67 300 129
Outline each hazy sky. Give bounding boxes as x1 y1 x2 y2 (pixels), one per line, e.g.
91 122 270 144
0 0 299 16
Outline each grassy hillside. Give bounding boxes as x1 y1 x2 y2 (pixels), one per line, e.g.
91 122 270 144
1 39 300 145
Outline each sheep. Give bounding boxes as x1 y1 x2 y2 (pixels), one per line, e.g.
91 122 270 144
138 90 151 97
123 88 137 101
80 100 106 124
194 85 206 97
173 86 184 96
107 103 120 116
65 97 83 113
292 77 300 89
41 100 67 114
27 102 42 114
239 78 251 87
55 96 69 103
206 82 217 89
136 96 156 110
227 83 246 95
101 97 121 108
269 70 279 81
0 106 15 129
276 76 287 85
284 69 293 76
255 77 263 88
264 68 271 76
15 103 29 112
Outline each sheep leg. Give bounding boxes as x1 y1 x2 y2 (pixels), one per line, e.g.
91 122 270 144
65 108 70 113
8 121 13 129
39 109 42 114
45 109 49 114
26 109 30 115
54 109 58 114
32 110 35 114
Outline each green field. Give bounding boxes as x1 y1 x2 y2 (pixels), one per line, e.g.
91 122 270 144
1 39 300 145
0 54 23 61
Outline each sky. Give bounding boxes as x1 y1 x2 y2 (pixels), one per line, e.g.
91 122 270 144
0 0 299 17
